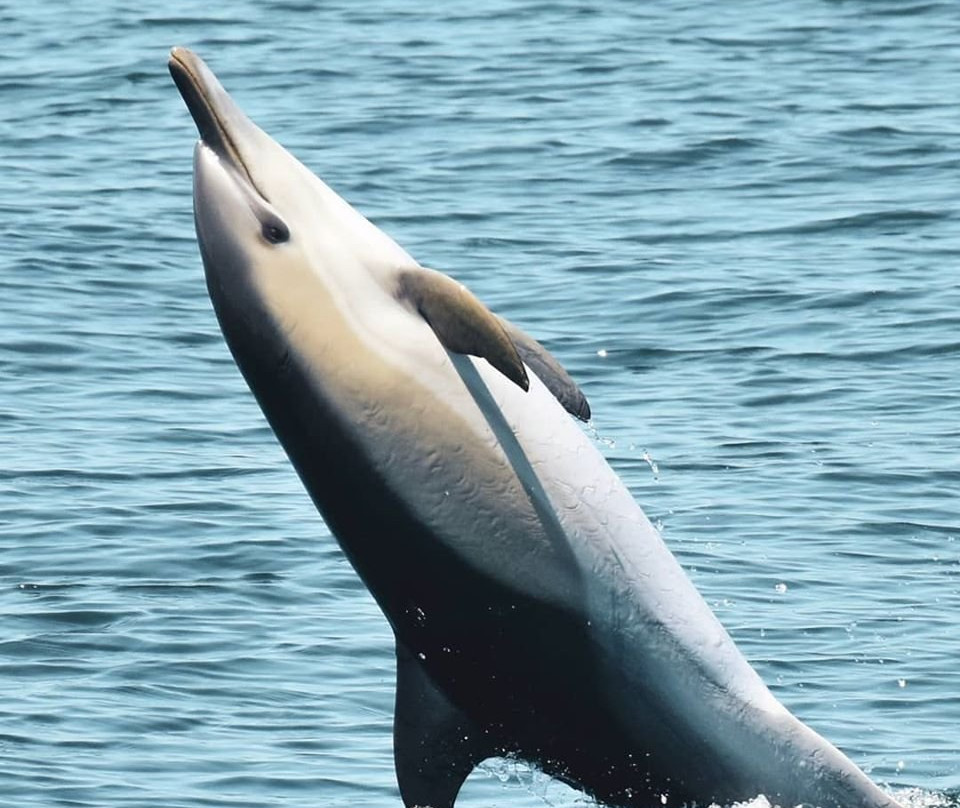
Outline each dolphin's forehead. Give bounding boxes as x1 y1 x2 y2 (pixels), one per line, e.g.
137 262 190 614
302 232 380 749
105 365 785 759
275 165 417 279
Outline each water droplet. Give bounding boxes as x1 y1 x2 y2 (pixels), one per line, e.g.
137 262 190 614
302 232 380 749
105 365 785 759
641 450 659 479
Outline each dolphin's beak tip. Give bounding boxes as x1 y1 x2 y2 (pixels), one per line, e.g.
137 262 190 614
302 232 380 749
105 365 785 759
168 47 185 77
169 46 200 74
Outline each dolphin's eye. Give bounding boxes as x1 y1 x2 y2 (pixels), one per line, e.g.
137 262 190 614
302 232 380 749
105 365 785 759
262 219 290 245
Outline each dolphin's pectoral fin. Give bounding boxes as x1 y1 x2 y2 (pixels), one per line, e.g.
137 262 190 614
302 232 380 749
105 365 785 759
394 641 490 808
497 317 591 421
396 268 529 392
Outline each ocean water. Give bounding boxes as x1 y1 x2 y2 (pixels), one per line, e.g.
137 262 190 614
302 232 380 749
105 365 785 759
2 1 959 806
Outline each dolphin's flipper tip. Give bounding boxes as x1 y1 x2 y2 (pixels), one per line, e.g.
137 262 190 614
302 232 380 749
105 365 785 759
397 268 529 392
498 317 591 421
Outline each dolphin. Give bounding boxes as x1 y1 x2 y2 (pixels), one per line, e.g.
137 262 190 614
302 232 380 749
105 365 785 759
168 47 903 808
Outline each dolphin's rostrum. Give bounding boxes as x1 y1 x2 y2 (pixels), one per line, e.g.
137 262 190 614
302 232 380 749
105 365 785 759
169 47 902 808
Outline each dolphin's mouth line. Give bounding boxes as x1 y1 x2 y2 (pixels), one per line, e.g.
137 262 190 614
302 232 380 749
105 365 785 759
168 48 267 203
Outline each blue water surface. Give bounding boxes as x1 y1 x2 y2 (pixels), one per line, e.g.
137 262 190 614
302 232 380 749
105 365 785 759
2 1 959 806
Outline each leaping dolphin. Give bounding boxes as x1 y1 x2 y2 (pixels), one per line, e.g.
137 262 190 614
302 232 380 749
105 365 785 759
169 47 903 808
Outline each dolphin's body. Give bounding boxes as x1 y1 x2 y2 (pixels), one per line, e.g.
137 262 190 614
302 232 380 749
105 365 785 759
169 48 901 808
